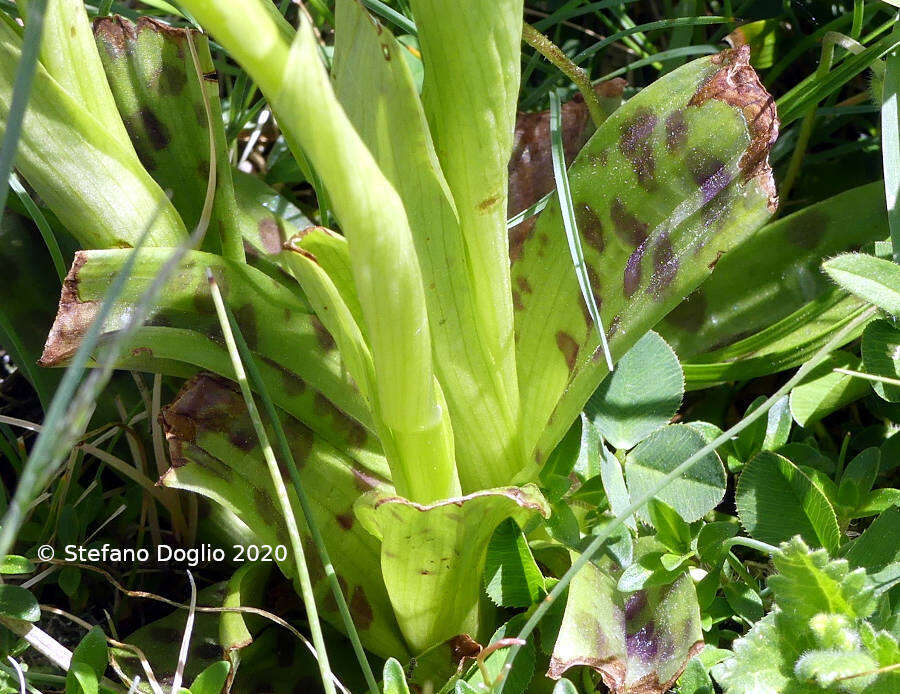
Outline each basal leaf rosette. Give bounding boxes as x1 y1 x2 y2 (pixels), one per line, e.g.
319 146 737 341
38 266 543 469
355 485 550 653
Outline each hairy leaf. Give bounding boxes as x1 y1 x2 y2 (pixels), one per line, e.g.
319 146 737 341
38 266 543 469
789 351 871 427
861 319 900 402
823 253 900 317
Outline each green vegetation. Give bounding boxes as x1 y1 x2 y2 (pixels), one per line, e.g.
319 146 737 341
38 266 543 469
0 1 898 693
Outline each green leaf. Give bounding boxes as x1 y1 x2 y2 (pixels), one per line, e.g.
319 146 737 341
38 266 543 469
0 554 34 574
188 661 231 694
382 658 411 694
770 537 876 630
823 253 900 317
552 679 578 694
356 485 548 652
837 448 880 511
711 613 817 694
332 0 524 491
483 518 545 607
736 452 840 553
0 584 39 621
160 373 409 660
647 498 692 554
677 656 714 694
777 443 835 474
724 581 764 623
861 319 900 402
0 17 187 249
550 560 702 693
66 626 108 694
515 47 777 463
465 616 535 694
845 507 900 576
794 649 878 690
585 330 683 449
219 563 269 653
662 182 887 359
58 565 81 597
696 521 739 568
789 351 871 427
600 445 635 531
625 424 726 523
735 395 791 460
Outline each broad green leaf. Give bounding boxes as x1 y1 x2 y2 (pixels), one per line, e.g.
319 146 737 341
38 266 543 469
66 627 108 694
355 485 548 652
845 507 900 576
736 452 840 553
514 47 778 463
677 656 714 694
409 0 522 444
647 498 692 554
382 658 411 694
696 521 739 568
39 249 387 476
552 679 579 694
0 555 34 574
483 518 545 607
837 448 880 511
549 559 703 694
160 373 409 660
723 581 764 622
219 563 269 653
823 253 900 317
770 537 877 629
789 351 871 427
93 15 243 257
189 661 231 694
777 442 835 474
332 0 523 491
0 584 39 621
861 319 900 402
662 182 887 359
0 18 186 249
625 424 727 523
585 330 683 449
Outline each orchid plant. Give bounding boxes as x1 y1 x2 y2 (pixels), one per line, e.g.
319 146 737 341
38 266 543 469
0 0 788 683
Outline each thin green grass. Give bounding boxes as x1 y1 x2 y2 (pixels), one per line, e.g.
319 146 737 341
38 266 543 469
206 270 337 694
882 28 900 262
549 90 613 371
220 287 379 694
0 0 47 216
8 172 66 283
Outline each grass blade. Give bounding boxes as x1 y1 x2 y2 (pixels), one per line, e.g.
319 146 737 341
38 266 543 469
883 25 900 263
8 171 65 283
548 90 613 372
0 0 47 215
220 286 379 694
206 270 337 694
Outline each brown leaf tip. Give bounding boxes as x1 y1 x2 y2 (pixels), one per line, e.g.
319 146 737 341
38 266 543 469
689 45 780 212
39 252 99 368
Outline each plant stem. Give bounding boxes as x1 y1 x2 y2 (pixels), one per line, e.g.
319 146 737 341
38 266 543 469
495 306 877 691
522 23 605 128
206 270 337 694
724 536 779 555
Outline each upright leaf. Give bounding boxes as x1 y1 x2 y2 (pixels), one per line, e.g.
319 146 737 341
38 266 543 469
332 0 523 490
